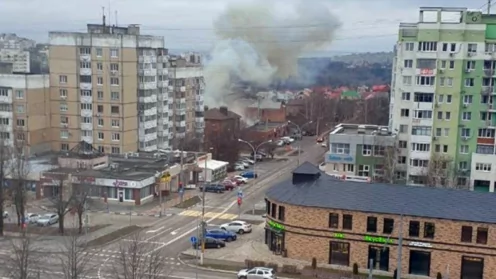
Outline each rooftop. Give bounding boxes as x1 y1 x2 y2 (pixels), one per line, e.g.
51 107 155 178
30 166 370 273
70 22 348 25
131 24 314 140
248 121 287 131
330 123 393 137
266 162 496 224
204 108 241 120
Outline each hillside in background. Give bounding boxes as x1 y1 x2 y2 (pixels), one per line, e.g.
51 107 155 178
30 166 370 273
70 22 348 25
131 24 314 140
330 51 394 65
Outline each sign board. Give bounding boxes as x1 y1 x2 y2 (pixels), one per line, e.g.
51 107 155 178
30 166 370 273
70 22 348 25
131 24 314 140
420 68 433 75
113 180 128 187
72 176 96 185
190 236 197 243
409 241 433 248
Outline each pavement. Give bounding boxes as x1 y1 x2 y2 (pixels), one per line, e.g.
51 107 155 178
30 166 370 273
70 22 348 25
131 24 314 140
0 136 327 278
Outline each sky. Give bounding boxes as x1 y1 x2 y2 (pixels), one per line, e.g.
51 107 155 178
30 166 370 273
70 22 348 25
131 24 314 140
0 0 486 54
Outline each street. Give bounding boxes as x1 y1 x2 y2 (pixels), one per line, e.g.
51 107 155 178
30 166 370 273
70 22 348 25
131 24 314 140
0 137 327 279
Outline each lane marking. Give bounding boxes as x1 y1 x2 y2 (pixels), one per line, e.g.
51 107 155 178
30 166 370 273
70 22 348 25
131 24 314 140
146 226 164 233
143 226 174 241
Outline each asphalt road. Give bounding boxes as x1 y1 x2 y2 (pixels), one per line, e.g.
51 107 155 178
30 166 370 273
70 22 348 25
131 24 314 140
0 137 327 279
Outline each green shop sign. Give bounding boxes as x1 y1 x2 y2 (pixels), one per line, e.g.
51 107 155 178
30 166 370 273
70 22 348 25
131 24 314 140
267 220 285 231
332 233 393 244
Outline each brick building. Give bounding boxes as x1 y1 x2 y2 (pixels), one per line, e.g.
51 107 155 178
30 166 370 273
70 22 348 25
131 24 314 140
264 162 496 279
204 106 241 163
245 101 286 123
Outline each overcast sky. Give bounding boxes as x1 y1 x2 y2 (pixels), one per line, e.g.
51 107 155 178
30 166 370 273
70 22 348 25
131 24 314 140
0 0 485 54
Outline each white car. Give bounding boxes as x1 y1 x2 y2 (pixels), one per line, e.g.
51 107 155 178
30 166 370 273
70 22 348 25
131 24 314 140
321 142 327 148
233 175 248 183
237 161 250 168
2 211 8 218
276 140 284 147
241 158 255 165
26 213 40 224
237 267 276 279
234 164 245 171
220 220 252 234
36 214 59 226
281 137 294 143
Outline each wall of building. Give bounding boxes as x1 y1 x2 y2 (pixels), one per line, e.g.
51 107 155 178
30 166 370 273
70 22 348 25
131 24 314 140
245 107 286 123
0 49 30 73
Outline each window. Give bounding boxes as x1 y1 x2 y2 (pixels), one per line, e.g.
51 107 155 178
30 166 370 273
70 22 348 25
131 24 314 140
418 41 437 51
486 43 496 52
416 76 435 86
476 228 488 244
97 91 104 100
397 156 406 164
331 143 350 154
468 43 477 53
399 125 408 133
437 94 444 103
478 128 495 138
462 112 472 121
367 246 390 272
342 214 352 230
440 60 446 69
445 111 451 120
80 90 91 97
79 47 91 55
16 119 25 127
61 143 69 151
97 77 103 85
466 60 476 70
366 216 377 233
402 76 412 85
373 146 385 156
404 59 413 68
97 63 103 71
112 133 120 141
329 242 349 266
60 104 68 112
111 146 120 154
80 75 91 83
96 48 102 57
461 226 473 242
362 145 372 156
444 128 450 136
110 77 119 86
111 119 120 128
414 93 433 103
59 89 67 98
465 78 475 87
346 164 354 172
399 141 407 148
60 116 68 124
405 42 414 51
448 60 455 69
461 128 471 137
80 61 91 68
329 213 339 229
475 163 491 172
16 105 24 113
411 143 430 152
476 144 494 154
434 144 440 152
411 126 431 136
409 251 431 277
400 109 409 117
460 145 469 154
111 106 120 115
383 218 394 234
80 103 92 110
97 118 104 127
446 94 452 103
358 165 369 176
60 130 69 139
110 48 119 57
59 75 67 83
424 222 435 239
98 132 104 140
410 159 428 167
459 161 469 170
413 110 432 119
463 95 473 104
461 257 484 279
81 117 92 124
110 63 119 71
278 206 285 221
15 90 24 99
480 112 492 121
97 105 104 113
111 91 119 100
401 92 410 100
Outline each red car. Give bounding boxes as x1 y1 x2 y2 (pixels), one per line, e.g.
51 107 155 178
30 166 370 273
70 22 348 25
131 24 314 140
228 177 242 185
222 180 236 191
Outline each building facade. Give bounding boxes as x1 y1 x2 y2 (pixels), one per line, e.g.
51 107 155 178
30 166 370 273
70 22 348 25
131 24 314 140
204 106 241 163
265 163 496 279
0 73 51 154
390 7 496 190
0 48 30 73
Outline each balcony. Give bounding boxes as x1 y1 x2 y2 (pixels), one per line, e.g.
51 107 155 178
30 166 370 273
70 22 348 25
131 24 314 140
411 118 433 126
80 54 91 62
195 117 203 124
80 109 92 117
196 95 204 102
176 132 186 138
141 145 158 152
178 98 186 104
176 120 186 127
180 86 186 92
0 93 12 104
140 94 157 103
195 105 204 112
138 56 157 63
413 102 433 110
0 111 12 118
139 82 157 90
158 80 169 88
80 82 92 90
489 104 496 113
80 96 92 103
138 69 157 76
482 86 493 95
167 85 174 92
81 135 93 144
175 108 186 115
143 107 158 116
81 123 93 130
80 68 92 75
483 69 495 76
142 120 157 129
158 68 169 75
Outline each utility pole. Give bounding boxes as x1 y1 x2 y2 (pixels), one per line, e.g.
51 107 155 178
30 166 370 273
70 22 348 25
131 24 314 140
488 0 492 14
200 152 208 265
396 215 404 279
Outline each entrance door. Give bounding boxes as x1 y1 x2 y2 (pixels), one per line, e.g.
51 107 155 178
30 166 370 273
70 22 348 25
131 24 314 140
461 256 484 279
118 189 124 202
368 246 390 271
408 250 431 277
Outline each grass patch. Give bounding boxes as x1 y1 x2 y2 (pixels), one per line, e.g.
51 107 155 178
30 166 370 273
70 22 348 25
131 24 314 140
4 223 108 236
86 225 143 247
174 195 201 209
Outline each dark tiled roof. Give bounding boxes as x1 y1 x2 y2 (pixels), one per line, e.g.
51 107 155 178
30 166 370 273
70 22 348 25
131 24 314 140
204 108 241 120
266 163 496 224
293 162 320 175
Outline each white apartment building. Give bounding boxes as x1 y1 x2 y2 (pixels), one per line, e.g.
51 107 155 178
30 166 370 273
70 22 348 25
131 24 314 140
0 49 30 73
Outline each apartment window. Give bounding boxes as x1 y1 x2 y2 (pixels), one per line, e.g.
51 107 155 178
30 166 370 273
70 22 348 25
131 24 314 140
399 124 408 133
461 226 473 242
97 91 103 100
408 221 420 237
111 106 120 115
60 104 68 112
410 159 429 167
59 75 67 83
448 60 455 69
79 47 91 55
397 156 406 164
60 130 69 139
476 228 488 244
424 222 435 239
80 75 91 83
373 146 385 156
110 77 119 86
59 89 67 98
16 105 24 113
98 132 104 140
405 42 414 51
400 109 409 117
80 103 92 110
411 126 431 136
475 163 491 172
414 93 433 103
402 76 412 85
81 117 91 124
111 92 119 100
411 143 430 152
15 90 24 99
331 143 350 154
404 59 413 68
413 110 432 119
463 95 473 104
445 112 451 120
440 60 446 69
80 90 91 97
110 63 119 71
444 128 450 136
481 112 492 121
418 42 437 51
459 161 469 170
110 48 119 58
60 116 68 124
434 144 440 152
80 61 91 68
467 43 477 53
399 141 407 148
111 133 120 141
16 132 25 141
478 128 495 138
401 92 410 100
96 48 102 57
461 128 471 137
329 213 339 229
465 78 475 87
278 206 285 221
98 118 104 127
435 128 442 137
383 218 394 234
460 145 469 154
358 165 369 176
97 105 104 113
366 217 377 232
416 76 435 86
461 112 472 121
362 145 372 156
111 146 120 154
16 119 25 127
97 77 103 85
342 214 352 230
61 143 69 151
466 60 476 70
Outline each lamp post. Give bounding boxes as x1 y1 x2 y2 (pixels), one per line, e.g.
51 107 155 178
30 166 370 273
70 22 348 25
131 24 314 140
287 120 313 166
238 139 273 182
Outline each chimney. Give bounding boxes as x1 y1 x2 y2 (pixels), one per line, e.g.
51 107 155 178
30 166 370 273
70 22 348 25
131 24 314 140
220 106 228 116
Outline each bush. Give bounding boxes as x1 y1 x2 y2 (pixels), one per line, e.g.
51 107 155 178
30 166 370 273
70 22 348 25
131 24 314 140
266 262 278 271
281 264 298 274
353 263 359 274
311 258 317 269
437 272 443 279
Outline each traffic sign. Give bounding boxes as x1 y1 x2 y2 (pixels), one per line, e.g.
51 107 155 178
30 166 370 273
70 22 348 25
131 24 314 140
190 236 197 243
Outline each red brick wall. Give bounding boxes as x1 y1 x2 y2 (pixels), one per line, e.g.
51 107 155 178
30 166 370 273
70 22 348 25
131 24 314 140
245 107 286 123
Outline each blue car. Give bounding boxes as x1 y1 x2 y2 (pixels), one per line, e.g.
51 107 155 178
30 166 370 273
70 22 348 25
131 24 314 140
240 171 258 179
205 229 237 242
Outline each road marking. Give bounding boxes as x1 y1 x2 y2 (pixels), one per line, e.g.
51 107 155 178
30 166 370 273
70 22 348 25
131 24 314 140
143 226 174 241
146 226 164 233
179 210 237 220
120 239 167 245
171 230 178 235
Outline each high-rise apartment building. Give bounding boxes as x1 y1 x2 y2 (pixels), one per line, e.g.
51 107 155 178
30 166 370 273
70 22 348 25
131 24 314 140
0 48 31 73
49 23 204 154
390 7 496 191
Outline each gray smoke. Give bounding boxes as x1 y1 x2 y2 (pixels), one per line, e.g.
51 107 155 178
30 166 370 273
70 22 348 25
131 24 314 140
204 0 341 111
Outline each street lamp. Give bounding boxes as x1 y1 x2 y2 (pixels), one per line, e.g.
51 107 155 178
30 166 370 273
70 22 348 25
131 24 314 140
287 120 313 166
238 139 273 180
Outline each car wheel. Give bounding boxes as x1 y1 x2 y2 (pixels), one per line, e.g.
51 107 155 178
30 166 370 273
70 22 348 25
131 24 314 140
238 229 244 235
217 244 221 248
221 227 226 230
226 237 233 242
239 276 247 279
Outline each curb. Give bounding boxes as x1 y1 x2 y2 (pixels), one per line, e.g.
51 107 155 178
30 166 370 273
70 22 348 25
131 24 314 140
177 255 237 275
86 210 173 218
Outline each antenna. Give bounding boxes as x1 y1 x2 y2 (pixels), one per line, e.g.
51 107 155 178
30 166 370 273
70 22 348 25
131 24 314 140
115 10 118 26
102 6 106 26
108 1 111 26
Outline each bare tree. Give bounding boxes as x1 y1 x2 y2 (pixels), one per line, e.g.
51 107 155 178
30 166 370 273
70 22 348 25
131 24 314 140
261 142 278 159
422 154 468 189
49 173 73 235
0 138 11 235
10 141 29 227
71 187 89 235
57 232 96 279
379 145 399 184
3 231 41 279
113 231 168 279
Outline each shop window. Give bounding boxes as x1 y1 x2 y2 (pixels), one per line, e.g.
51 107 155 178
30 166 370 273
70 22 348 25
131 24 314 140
383 218 394 234
424 222 435 239
409 250 431 277
271 203 277 218
476 227 488 244
461 256 484 279
329 242 349 266
124 188 133 200
409 221 420 237
368 246 390 271
461 226 473 243
367 217 377 232
266 200 271 215
278 206 285 221
329 213 339 229
342 214 353 230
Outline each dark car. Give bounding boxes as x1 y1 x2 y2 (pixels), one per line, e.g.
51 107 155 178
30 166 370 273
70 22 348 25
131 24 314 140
205 229 237 242
192 237 226 249
198 184 225 193
240 171 258 179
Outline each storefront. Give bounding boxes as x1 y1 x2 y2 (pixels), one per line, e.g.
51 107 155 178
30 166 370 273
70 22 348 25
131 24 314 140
461 256 484 279
408 250 431 277
264 220 285 255
329 241 350 266
367 246 390 271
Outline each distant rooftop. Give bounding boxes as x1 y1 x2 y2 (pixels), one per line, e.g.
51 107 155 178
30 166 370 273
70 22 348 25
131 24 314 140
330 123 393 137
248 121 287 131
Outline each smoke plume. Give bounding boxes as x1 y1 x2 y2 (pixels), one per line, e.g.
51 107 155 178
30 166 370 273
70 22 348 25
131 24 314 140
204 0 341 111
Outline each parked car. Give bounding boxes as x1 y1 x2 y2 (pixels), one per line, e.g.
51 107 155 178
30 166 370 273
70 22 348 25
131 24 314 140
240 171 258 179
241 158 255 164
220 220 252 234
234 164 245 171
3 211 8 218
316 137 324 143
37 214 59 226
206 229 237 242
237 161 250 168
276 140 284 147
26 213 40 224
192 237 226 249
237 267 277 279
281 136 294 144
225 177 242 186
321 142 327 148
233 175 248 184
222 180 236 191
198 184 225 193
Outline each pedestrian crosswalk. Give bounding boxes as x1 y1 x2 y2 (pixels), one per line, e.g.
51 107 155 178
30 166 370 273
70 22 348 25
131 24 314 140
179 210 237 220
83 250 181 266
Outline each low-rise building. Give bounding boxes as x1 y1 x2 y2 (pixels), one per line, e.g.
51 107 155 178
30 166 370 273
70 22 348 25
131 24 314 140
470 153 496 192
241 121 288 143
265 162 496 279
0 48 30 73
204 106 241 163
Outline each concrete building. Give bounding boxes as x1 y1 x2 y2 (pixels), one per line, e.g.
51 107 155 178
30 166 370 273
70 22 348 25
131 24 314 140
389 7 496 190
0 48 30 73
204 106 241 163
48 22 204 154
265 162 496 279
325 123 397 182
0 72 51 154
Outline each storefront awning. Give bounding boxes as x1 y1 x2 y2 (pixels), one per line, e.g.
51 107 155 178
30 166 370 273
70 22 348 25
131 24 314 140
199 159 228 170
